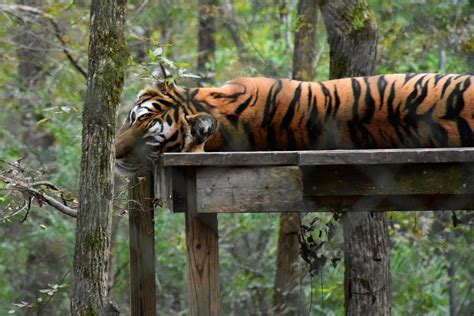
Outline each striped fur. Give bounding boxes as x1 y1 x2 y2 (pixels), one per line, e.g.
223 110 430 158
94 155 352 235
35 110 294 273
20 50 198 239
115 73 474 173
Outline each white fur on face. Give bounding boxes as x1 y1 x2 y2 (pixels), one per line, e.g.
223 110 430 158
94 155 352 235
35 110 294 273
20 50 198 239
129 101 158 123
143 121 172 146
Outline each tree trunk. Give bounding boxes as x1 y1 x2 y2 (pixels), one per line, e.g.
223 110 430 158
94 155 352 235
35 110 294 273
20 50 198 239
197 0 217 85
71 1 128 315
273 213 303 315
318 1 391 315
319 0 377 79
292 0 317 80
273 1 317 315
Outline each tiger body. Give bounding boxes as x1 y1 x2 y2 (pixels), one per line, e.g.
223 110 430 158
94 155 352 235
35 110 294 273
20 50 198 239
115 73 474 174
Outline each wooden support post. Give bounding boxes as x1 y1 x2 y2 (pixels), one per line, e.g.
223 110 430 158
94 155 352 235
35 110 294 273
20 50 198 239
128 172 156 316
185 167 221 316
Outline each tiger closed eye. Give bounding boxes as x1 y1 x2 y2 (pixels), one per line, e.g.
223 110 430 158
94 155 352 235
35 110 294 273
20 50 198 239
138 113 152 120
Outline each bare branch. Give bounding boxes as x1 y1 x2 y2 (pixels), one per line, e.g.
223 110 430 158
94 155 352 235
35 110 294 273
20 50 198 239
0 4 88 79
0 174 77 218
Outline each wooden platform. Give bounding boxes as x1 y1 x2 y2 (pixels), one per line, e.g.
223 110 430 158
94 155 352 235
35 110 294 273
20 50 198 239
156 148 474 213
126 148 474 315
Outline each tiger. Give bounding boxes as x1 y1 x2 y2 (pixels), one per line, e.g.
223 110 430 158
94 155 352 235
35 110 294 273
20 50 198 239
115 73 474 175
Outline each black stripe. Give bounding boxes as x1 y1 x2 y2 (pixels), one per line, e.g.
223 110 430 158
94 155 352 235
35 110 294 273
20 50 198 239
347 79 362 147
434 73 447 87
386 83 405 144
403 73 418 85
377 75 388 110
442 78 472 146
306 93 321 148
235 95 254 115
363 77 375 124
165 114 173 126
321 83 332 118
151 102 163 111
332 86 341 118
262 80 283 127
441 77 453 98
307 83 313 114
281 83 302 128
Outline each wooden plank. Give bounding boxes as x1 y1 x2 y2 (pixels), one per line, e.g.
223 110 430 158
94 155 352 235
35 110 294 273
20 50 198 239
302 163 474 196
128 172 156 316
195 167 304 213
154 160 173 210
163 151 299 166
298 148 474 165
306 194 474 211
161 148 474 167
185 167 221 316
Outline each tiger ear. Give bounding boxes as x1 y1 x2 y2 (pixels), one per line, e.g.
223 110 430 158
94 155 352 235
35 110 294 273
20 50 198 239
183 114 218 152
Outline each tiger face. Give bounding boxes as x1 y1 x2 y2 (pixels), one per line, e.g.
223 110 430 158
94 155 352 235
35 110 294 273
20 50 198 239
115 85 217 175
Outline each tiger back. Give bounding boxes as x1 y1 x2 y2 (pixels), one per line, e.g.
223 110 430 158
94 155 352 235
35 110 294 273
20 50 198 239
115 73 473 174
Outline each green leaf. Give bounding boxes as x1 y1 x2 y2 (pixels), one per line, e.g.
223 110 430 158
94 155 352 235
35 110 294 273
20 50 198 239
36 117 49 125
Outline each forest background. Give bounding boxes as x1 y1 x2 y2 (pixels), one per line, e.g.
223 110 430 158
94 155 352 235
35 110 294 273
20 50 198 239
0 0 473 315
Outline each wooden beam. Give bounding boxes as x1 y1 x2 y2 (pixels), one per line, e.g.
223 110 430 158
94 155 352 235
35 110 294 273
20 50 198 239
163 151 299 166
185 167 221 316
159 163 474 213
161 148 474 167
128 172 157 316
302 164 474 195
298 148 474 165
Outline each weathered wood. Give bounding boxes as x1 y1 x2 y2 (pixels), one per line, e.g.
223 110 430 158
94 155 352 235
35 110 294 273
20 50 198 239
158 162 474 213
302 164 474 196
195 167 304 213
128 173 157 316
161 148 474 167
185 167 221 316
298 148 474 165
163 151 299 166
308 194 474 211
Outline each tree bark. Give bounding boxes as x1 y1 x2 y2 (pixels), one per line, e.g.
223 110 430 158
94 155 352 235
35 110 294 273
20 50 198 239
292 0 317 81
273 213 303 315
318 1 391 315
197 0 217 85
71 1 128 315
273 2 317 314
319 0 377 78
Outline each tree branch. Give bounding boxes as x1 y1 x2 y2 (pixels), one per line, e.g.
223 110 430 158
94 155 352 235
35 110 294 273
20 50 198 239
0 174 77 218
0 4 88 79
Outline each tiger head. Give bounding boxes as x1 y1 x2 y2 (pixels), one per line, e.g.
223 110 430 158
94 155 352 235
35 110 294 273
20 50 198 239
115 83 217 176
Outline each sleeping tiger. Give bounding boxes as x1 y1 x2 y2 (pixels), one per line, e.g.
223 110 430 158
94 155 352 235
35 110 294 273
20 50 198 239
115 73 473 175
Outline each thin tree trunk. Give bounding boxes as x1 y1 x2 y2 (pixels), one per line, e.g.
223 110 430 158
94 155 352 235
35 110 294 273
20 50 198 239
273 1 317 315
292 0 317 80
197 0 217 85
71 1 128 315
318 1 391 315
273 213 303 315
